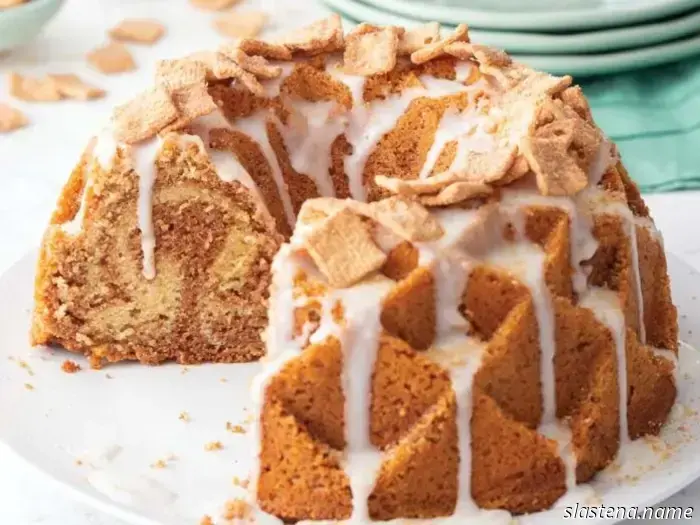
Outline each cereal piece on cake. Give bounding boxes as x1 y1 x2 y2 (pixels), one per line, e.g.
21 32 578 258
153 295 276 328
398 22 441 56
343 25 400 76
305 208 387 288
113 86 178 144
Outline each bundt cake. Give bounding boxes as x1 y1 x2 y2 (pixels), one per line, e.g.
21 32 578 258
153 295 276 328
31 15 678 519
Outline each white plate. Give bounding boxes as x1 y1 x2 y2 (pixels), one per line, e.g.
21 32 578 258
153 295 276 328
366 0 700 31
1 251 700 525
324 0 700 55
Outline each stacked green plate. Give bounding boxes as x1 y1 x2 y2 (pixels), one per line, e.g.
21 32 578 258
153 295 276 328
322 0 700 76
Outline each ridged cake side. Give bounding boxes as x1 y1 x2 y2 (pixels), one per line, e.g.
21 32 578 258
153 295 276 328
252 161 677 521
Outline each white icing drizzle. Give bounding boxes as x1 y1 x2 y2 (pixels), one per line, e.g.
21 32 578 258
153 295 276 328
130 138 162 280
188 111 270 216
278 98 346 198
416 208 517 524
582 188 646 344
417 102 492 180
263 62 296 98
481 233 583 501
487 241 558 426
234 111 297 228
455 62 475 84
326 67 477 202
579 287 629 451
94 127 119 171
61 140 98 236
339 279 395 522
501 185 599 296
652 346 680 387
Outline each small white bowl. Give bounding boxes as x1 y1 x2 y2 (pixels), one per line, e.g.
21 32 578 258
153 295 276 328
0 0 64 53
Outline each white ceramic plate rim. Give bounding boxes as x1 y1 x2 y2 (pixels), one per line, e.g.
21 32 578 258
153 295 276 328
364 0 700 31
1 250 700 525
323 0 700 54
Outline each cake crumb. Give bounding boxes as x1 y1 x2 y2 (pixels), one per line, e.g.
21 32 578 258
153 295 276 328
213 11 267 39
179 411 191 422
17 359 34 376
151 459 167 469
61 360 82 374
232 476 250 489
199 516 213 525
87 42 136 74
226 422 246 434
205 441 224 451
219 377 228 383
75 459 83 466
24 383 34 391
109 19 166 44
223 498 250 520
0 103 28 133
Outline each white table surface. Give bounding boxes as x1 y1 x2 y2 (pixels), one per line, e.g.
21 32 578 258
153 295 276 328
1 1 699 524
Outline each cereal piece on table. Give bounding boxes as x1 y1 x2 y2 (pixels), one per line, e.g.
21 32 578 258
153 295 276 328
8 72 61 102
48 74 105 100
213 11 267 39
87 43 136 74
189 0 241 10
109 19 166 44
113 86 178 144
0 103 28 132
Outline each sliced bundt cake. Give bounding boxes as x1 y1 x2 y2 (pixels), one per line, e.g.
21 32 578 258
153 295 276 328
252 183 676 520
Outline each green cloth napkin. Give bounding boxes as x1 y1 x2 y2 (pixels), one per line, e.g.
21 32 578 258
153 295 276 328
582 57 700 193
